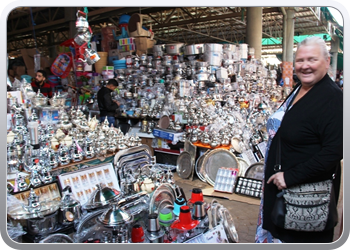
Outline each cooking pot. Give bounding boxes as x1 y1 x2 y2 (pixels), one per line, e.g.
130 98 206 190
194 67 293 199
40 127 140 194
153 44 165 57
165 43 184 55
204 43 223 53
204 51 223 66
184 44 204 55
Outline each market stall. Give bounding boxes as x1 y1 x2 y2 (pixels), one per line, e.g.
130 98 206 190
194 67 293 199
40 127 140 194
6 8 285 244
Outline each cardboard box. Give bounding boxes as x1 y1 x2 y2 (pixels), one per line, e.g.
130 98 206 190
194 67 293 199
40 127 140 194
152 128 184 143
8 69 15 77
20 48 37 70
14 66 26 77
20 49 52 71
134 37 156 56
27 69 36 78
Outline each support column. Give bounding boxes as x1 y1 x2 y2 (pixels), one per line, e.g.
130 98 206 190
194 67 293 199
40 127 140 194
330 35 339 80
282 8 295 90
246 7 262 60
65 8 77 41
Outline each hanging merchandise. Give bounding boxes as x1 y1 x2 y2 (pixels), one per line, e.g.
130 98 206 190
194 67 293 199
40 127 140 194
78 42 101 65
50 53 73 78
74 8 100 66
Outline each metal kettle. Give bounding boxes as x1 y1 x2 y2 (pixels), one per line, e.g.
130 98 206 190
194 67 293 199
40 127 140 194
59 186 82 226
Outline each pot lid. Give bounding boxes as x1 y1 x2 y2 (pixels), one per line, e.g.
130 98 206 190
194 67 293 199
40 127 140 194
84 183 122 210
97 203 133 227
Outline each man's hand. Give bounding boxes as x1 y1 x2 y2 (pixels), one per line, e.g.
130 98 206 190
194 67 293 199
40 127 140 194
113 100 121 106
267 172 287 190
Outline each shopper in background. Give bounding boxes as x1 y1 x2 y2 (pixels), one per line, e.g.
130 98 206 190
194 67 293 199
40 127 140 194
255 36 343 243
97 79 120 127
31 70 53 98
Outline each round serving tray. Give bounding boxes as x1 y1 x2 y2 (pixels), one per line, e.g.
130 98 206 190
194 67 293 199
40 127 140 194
244 162 264 181
176 151 193 179
158 115 170 129
237 157 249 177
202 148 239 186
149 183 176 214
195 153 207 183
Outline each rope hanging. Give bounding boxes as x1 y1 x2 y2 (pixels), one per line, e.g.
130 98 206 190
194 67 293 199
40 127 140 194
29 7 39 54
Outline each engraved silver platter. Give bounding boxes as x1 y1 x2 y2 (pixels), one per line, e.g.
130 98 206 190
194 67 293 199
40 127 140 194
237 157 249 177
149 183 176 214
176 151 193 179
244 162 264 181
202 148 239 186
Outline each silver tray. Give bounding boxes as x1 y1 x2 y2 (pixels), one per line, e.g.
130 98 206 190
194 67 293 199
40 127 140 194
158 115 170 129
176 151 193 179
113 144 152 165
202 148 239 186
219 207 239 243
195 150 209 183
184 140 197 181
117 151 151 166
8 200 61 220
149 183 176 214
244 162 264 181
237 157 249 177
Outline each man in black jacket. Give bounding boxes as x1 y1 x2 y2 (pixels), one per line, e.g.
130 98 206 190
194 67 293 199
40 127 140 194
97 79 120 126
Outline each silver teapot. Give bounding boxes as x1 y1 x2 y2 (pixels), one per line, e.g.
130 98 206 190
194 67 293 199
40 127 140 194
59 186 82 225
22 188 42 214
58 144 71 166
16 173 29 192
84 138 95 159
40 166 53 184
70 141 84 162
30 170 42 188
48 149 59 169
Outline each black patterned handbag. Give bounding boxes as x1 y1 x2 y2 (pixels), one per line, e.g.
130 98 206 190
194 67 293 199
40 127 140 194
271 133 338 232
